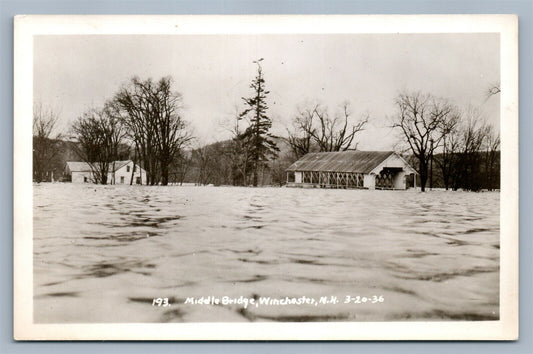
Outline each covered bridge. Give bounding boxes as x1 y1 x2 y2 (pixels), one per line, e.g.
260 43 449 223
285 151 417 190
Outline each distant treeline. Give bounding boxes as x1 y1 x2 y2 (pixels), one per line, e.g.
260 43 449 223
392 92 500 191
166 137 293 187
177 142 501 191
32 137 130 182
407 151 500 191
33 59 500 192
35 134 499 192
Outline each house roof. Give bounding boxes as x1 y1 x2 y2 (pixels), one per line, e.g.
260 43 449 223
286 151 396 174
66 160 135 173
66 161 93 172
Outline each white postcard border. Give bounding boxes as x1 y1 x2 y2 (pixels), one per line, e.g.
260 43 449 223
14 14 519 340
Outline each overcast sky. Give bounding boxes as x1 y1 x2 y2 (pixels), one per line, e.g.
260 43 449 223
34 33 500 150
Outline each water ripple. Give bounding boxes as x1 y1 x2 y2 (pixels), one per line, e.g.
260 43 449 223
33 184 500 323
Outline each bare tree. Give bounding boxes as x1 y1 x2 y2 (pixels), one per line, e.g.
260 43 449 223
113 76 193 185
435 109 461 190
392 92 456 192
483 84 500 190
313 102 368 152
209 141 235 186
33 103 62 182
452 107 490 191
484 125 500 191
192 144 213 185
286 102 368 156
286 105 316 159
172 150 192 185
270 155 294 187
151 78 193 185
113 78 155 184
71 105 125 184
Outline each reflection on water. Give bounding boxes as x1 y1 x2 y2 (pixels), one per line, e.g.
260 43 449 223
33 184 499 323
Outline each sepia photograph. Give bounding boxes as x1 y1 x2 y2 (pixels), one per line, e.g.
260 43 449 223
13 15 518 340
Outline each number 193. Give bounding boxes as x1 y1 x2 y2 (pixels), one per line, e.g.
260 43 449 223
152 297 170 306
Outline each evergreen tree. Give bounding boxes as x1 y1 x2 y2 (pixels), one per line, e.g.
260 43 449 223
239 59 279 186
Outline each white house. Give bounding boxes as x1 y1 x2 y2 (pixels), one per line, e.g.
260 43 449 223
65 160 147 185
285 151 418 190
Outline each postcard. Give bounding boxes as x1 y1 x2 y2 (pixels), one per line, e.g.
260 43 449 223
14 14 518 340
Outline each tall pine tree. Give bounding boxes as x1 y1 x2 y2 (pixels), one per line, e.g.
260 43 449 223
239 59 279 186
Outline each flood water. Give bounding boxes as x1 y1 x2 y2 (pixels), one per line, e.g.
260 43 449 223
33 184 500 323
